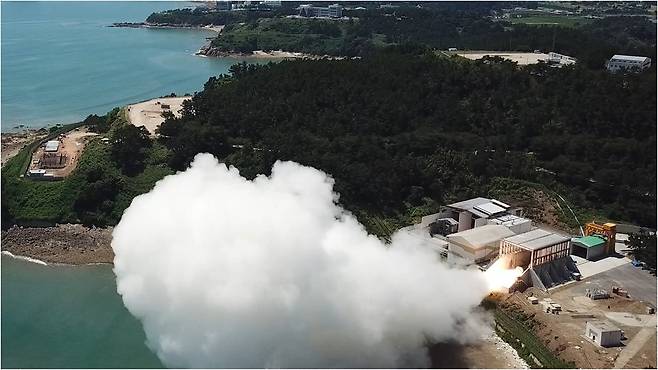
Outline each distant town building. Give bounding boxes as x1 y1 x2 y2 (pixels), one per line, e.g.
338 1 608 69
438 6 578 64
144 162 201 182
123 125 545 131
606 55 651 73
379 3 399 9
216 1 232 11
585 321 622 347
298 4 343 18
546 52 576 66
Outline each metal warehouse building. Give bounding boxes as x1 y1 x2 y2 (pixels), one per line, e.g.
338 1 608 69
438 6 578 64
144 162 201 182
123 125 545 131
571 235 607 260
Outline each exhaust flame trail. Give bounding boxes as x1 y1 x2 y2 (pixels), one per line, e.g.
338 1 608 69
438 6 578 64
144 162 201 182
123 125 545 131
112 154 496 368
484 257 524 292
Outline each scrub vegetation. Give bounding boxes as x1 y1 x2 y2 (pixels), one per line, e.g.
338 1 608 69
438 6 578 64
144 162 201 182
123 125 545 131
2 110 173 227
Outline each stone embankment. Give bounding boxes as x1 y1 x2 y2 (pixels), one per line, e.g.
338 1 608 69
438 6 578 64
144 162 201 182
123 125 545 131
1 224 114 265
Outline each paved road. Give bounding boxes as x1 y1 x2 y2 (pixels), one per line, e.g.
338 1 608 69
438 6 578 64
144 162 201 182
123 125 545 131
614 327 655 368
587 264 657 305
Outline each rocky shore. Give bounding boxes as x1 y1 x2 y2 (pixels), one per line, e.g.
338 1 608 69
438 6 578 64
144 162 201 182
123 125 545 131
1 224 114 265
196 43 340 60
110 22 224 33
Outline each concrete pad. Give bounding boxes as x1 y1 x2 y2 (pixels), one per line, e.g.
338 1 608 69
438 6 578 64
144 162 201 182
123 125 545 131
577 256 630 278
591 264 657 305
605 312 657 327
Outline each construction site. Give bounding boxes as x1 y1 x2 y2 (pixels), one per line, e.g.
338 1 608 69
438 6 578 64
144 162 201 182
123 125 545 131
406 196 657 368
26 127 97 180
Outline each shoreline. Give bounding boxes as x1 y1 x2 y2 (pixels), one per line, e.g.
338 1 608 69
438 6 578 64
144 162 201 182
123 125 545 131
196 44 350 60
110 22 224 34
1 224 115 265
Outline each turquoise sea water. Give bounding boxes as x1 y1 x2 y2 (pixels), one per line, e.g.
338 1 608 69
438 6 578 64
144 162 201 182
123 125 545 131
1 1 254 131
1 256 164 368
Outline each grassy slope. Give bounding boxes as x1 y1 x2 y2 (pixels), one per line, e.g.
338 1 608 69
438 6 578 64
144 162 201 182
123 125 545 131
2 114 174 225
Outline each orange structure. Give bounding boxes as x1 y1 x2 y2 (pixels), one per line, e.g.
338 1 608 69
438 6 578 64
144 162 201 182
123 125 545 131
584 222 616 255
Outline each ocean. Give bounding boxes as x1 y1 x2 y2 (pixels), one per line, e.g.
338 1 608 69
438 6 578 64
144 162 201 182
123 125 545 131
1 255 164 368
1 1 256 131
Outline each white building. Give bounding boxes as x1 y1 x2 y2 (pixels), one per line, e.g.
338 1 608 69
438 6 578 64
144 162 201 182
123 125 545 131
585 321 622 347
488 214 533 234
44 140 60 152
606 55 651 73
445 197 514 232
447 224 515 264
298 4 342 18
546 52 576 66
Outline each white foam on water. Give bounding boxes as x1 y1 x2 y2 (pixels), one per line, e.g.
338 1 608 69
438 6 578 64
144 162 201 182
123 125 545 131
2 251 48 266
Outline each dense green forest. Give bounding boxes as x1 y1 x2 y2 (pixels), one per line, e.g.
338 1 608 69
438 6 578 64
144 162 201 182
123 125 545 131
154 53 656 230
3 4 656 235
148 3 656 68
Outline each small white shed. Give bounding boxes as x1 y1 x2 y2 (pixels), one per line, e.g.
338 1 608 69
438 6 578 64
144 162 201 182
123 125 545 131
585 321 622 347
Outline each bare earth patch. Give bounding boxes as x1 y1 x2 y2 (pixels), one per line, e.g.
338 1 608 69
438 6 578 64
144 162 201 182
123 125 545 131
1 129 48 166
127 96 191 135
28 126 98 178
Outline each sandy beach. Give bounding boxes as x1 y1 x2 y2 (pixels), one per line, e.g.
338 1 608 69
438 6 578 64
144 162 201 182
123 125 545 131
126 96 191 134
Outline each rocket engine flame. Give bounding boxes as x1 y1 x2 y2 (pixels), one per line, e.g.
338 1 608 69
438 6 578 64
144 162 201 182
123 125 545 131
485 257 524 292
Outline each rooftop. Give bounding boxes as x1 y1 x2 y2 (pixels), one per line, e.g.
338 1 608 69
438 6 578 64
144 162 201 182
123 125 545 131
489 214 531 227
573 235 606 248
447 197 510 218
504 228 570 251
588 320 621 332
610 55 650 62
448 224 515 249
44 140 60 152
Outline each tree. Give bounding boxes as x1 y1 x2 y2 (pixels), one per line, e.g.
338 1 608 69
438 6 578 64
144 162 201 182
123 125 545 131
628 231 657 270
84 114 110 133
73 165 124 226
111 124 152 175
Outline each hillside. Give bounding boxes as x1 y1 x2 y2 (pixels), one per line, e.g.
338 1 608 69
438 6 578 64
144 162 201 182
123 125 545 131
156 53 656 230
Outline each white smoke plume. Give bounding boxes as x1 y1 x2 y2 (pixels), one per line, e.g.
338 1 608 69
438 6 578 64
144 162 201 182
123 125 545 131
112 153 498 368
